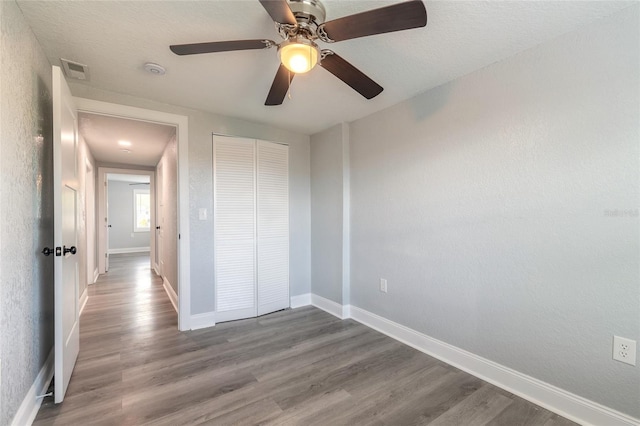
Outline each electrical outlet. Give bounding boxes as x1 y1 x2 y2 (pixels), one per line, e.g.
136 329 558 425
380 278 388 293
613 336 637 366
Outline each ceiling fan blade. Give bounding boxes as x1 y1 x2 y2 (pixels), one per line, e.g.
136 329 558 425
170 39 275 56
318 0 427 43
258 0 297 25
265 64 295 106
320 51 383 100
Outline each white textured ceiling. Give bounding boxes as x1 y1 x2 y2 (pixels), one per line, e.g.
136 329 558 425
79 112 175 166
18 0 634 135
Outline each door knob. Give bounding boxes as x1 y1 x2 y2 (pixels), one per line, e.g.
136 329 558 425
63 245 77 255
42 247 54 256
156 226 161 230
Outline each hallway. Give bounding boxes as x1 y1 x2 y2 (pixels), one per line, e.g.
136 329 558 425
35 253 178 424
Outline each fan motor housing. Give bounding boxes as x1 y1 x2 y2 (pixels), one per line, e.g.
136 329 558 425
289 0 326 26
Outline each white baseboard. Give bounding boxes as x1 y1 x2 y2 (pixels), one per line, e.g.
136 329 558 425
162 277 178 313
92 268 99 284
290 293 311 308
79 288 89 316
153 264 160 276
10 348 54 426
310 294 348 319
190 312 216 330
348 305 640 426
108 247 150 254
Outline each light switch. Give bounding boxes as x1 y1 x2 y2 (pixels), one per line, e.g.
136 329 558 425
198 208 207 220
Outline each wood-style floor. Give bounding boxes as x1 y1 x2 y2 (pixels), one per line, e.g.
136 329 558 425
35 253 576 425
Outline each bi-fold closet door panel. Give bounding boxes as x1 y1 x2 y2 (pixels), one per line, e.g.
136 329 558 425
257 140 289 316
213 136 289 323
214 137 257 323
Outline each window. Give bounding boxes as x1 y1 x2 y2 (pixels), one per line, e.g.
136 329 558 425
133 188 150 232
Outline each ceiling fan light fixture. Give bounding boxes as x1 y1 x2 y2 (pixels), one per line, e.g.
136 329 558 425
278 38 319 74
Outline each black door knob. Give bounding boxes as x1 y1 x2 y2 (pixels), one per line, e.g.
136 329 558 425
63 245 77 255
156 226 161 230
42 247 54 256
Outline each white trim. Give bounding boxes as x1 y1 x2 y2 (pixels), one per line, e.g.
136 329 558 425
92 268 99 284
190 312 216 330
153 265 160 276
163 277 178 313
108 247 150 254
79 288 88 316
10 348 54 426
310 294 348 319
290 293 311 308
348 305 640 426
75 97 191 331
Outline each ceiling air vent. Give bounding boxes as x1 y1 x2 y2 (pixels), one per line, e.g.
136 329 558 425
60 58 90 81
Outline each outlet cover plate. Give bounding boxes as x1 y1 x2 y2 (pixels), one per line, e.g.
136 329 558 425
613 336 636 366
380 278 388 293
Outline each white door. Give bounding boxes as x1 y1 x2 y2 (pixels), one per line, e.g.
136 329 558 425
104 176 110 272
52 65 80 403
214 137 257 322
257 140 289 316
213 136 289 323
156 162 164 276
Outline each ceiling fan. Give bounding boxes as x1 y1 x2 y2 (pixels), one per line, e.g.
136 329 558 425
169 0 427 106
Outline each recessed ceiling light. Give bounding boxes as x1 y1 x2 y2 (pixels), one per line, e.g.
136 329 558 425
118 140 131 147
143 62 166 75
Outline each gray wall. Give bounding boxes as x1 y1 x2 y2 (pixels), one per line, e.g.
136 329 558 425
348 6 639 418
70 84 311 315
157 135 178 293
0 2 54 424
78 135 96 295
310 124 344 303
107 180 151 251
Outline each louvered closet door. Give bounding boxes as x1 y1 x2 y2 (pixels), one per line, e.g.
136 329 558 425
214 137 257 322
257 140 289 316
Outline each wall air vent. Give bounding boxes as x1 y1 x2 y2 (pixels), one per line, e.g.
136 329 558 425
60 58 90 81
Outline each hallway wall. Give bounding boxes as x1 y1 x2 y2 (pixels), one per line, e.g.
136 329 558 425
107 180 151 252
78 135 96 296
0 2 54 424
157 134 178 294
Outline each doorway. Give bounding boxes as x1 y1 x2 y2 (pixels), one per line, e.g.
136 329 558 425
75 99 190 330
97 169 155 273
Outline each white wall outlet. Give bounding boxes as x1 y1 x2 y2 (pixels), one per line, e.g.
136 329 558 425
380 278 388 293
198 208 207 220
613 336 636 366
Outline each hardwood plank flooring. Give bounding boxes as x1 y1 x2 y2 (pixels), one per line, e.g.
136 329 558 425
35 253 577 425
